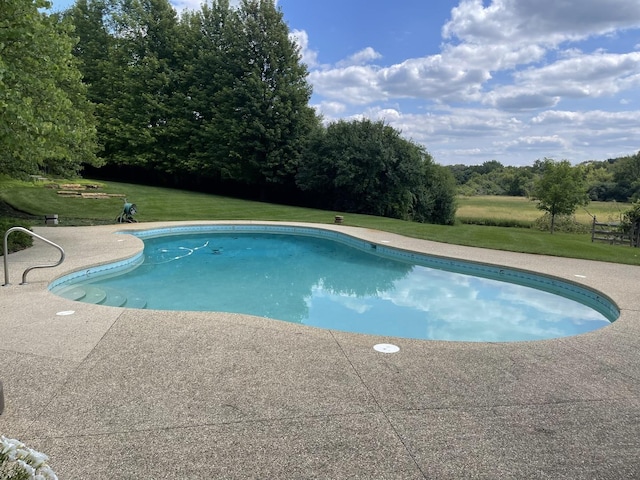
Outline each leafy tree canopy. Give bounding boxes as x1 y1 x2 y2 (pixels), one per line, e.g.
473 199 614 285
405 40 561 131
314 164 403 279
296 119 457 224
67 0 317 198
0 0 99 177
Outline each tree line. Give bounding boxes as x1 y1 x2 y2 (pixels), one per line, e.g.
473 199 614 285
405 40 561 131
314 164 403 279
449 152 640 203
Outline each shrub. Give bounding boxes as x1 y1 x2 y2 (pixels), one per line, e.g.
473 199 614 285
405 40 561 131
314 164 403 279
0 220 33 255
533 213 590 233
457 217 532 228
620 201 640 246
621 201 640 226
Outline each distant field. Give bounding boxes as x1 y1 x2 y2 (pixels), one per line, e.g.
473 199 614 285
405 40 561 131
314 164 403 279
457 196 629 226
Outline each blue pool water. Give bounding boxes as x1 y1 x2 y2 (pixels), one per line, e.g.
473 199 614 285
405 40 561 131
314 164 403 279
50 226 618 342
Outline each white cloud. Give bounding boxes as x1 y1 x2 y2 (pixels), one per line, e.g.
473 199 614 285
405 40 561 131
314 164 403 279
484 89 560 111
443 42 546 72
502 135 570 151
514 51 640 95
382 55 489 102
443 0 640 46
311 54 491 105
313 100 347 117
531 110 640 126
310 66 385 104
369 108 401 121
513 0 640 37
289 29 319 68
336 47 382 67
480 51 640 111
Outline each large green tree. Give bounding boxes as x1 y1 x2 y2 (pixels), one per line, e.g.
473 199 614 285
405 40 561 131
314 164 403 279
219 0 317 195
297 119 457 224
530 158 589 233
69 0 180 169
183 0 243 182
0 0 99 177
68 0 317 197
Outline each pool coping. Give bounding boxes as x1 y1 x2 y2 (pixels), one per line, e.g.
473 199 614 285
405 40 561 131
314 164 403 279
2 220 640 478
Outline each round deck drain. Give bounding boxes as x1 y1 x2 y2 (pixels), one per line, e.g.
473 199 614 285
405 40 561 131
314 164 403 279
374 343 399 353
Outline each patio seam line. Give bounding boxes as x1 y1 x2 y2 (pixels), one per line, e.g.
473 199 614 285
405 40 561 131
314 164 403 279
27 410 405 441
328 330 429 480
379 397 627 415
0 347 83 363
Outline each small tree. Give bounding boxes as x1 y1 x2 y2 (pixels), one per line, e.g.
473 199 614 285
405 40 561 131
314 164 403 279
530 158 589 234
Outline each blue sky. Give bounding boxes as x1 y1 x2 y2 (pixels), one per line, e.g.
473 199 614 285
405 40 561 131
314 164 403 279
50 0 640 166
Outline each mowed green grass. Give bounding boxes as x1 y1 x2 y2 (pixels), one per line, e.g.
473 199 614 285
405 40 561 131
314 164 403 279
1 179 350 224
2 178 639 265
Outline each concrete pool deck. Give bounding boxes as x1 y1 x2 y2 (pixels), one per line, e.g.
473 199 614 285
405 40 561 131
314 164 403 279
1 221 640 479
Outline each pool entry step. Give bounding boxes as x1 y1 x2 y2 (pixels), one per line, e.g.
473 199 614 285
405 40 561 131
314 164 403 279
54 285 147 309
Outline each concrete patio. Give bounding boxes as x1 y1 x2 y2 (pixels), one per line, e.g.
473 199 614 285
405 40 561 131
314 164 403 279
1 221 640 479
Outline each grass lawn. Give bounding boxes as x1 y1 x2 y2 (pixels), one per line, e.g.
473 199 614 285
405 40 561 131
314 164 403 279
2 177 639 265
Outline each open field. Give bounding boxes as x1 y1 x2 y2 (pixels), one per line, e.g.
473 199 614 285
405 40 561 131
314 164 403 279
457 195 629 226
1 178 639 265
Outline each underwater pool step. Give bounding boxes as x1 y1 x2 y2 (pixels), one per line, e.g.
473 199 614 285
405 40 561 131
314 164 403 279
78 285 107 304
125 295 147 309
99 287 128 307
54 285 147 309
54 285 87 301
96 287 147 308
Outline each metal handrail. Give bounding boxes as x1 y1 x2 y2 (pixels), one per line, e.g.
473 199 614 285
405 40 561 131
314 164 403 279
3 227 65 285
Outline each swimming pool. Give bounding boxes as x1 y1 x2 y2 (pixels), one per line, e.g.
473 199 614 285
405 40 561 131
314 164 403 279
49 225 618 342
